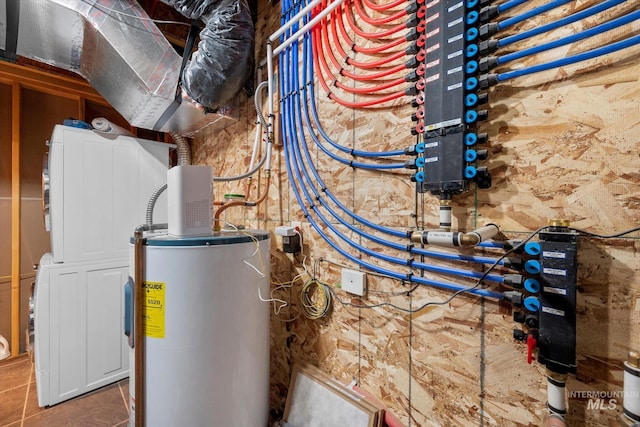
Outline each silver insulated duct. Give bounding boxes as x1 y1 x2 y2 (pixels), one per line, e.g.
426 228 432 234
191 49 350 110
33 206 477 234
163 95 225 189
5 0 247 136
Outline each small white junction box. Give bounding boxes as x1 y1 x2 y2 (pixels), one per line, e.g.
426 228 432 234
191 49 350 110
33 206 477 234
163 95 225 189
341 268 367 296
168 165 213 237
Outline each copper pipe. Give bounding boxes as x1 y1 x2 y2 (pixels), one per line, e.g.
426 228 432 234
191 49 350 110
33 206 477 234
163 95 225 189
251 172 271 206
213 200 246 231
244 177 253 200
213 173 271 231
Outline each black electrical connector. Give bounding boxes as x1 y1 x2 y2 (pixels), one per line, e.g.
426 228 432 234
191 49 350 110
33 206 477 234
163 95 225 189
479 5 499 22
405 14 420 28
504 274 524 288
479 73 498 89
479 23 499 40
405 86 419 96
405 28 419 42
503 256 523 270
405 43 420 55
479 56 499 72
405 70 421 82
503 239 524 252
405 2 419 14
404 160 419 170
479 39 499 55
405 56 420 69
404 145 418 156
503 290 523 306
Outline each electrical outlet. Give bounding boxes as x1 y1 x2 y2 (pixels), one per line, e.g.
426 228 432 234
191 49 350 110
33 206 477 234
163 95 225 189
341 269 366 296
291 221 302 231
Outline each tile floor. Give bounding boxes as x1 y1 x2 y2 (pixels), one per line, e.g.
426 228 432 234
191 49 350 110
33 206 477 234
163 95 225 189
0 354 129 427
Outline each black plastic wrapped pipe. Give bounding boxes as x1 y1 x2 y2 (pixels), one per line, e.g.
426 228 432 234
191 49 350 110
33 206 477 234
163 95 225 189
164 0 255 110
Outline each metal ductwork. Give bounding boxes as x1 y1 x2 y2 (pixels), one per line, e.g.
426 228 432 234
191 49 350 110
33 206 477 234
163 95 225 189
1 0 254 136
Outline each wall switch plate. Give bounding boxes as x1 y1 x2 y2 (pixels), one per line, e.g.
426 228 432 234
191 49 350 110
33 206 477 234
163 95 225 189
341 268 366 296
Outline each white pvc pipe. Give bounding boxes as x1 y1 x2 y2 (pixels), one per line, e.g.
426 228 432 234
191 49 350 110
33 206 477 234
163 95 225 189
269 0 322 43
272 0 345 57
470 223 500 242
267 42 275 172
422 231 461 246
624 361 640 421
547 376 567 414
248 72 263 172
439 206 452 229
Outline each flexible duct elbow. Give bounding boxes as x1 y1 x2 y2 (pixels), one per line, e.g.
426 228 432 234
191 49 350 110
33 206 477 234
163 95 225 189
171 133 192 166
411 224 500 247
165 0 255 111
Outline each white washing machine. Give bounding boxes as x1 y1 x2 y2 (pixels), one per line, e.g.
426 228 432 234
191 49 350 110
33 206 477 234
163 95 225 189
33 124 173 406
33 253 130 406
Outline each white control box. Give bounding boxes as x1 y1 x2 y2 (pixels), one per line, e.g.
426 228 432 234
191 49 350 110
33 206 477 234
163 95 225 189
341 268 367 296
168 165 213 237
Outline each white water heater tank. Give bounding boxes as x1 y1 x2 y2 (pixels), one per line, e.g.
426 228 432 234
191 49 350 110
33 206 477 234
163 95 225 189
127 231 271 427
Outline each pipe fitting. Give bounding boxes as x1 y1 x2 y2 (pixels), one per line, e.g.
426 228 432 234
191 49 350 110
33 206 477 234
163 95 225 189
411 224 500 247
546 369 567 417
622 350 640 425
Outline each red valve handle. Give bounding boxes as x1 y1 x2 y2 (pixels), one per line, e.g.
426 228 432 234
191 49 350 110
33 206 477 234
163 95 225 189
527 334 537 364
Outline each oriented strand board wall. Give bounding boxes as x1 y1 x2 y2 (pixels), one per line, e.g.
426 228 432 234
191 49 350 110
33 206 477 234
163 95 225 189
191 0 640 425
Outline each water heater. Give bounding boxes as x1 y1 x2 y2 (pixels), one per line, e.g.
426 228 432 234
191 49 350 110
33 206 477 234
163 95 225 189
126 231 271 427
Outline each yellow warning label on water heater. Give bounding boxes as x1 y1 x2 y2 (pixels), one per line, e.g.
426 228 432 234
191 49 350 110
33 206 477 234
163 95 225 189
143 281 165 338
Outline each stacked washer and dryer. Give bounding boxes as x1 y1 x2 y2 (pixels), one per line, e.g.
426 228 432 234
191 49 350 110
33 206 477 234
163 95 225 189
33 124 172 407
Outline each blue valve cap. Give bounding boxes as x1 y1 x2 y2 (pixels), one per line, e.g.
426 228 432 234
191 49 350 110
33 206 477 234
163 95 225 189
465 149 477 162
524 241 541 256
465 133 477 146
464 166 477 179
524 259 541 275
524 296 541 312
524 277 541 293
465 110 478 124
